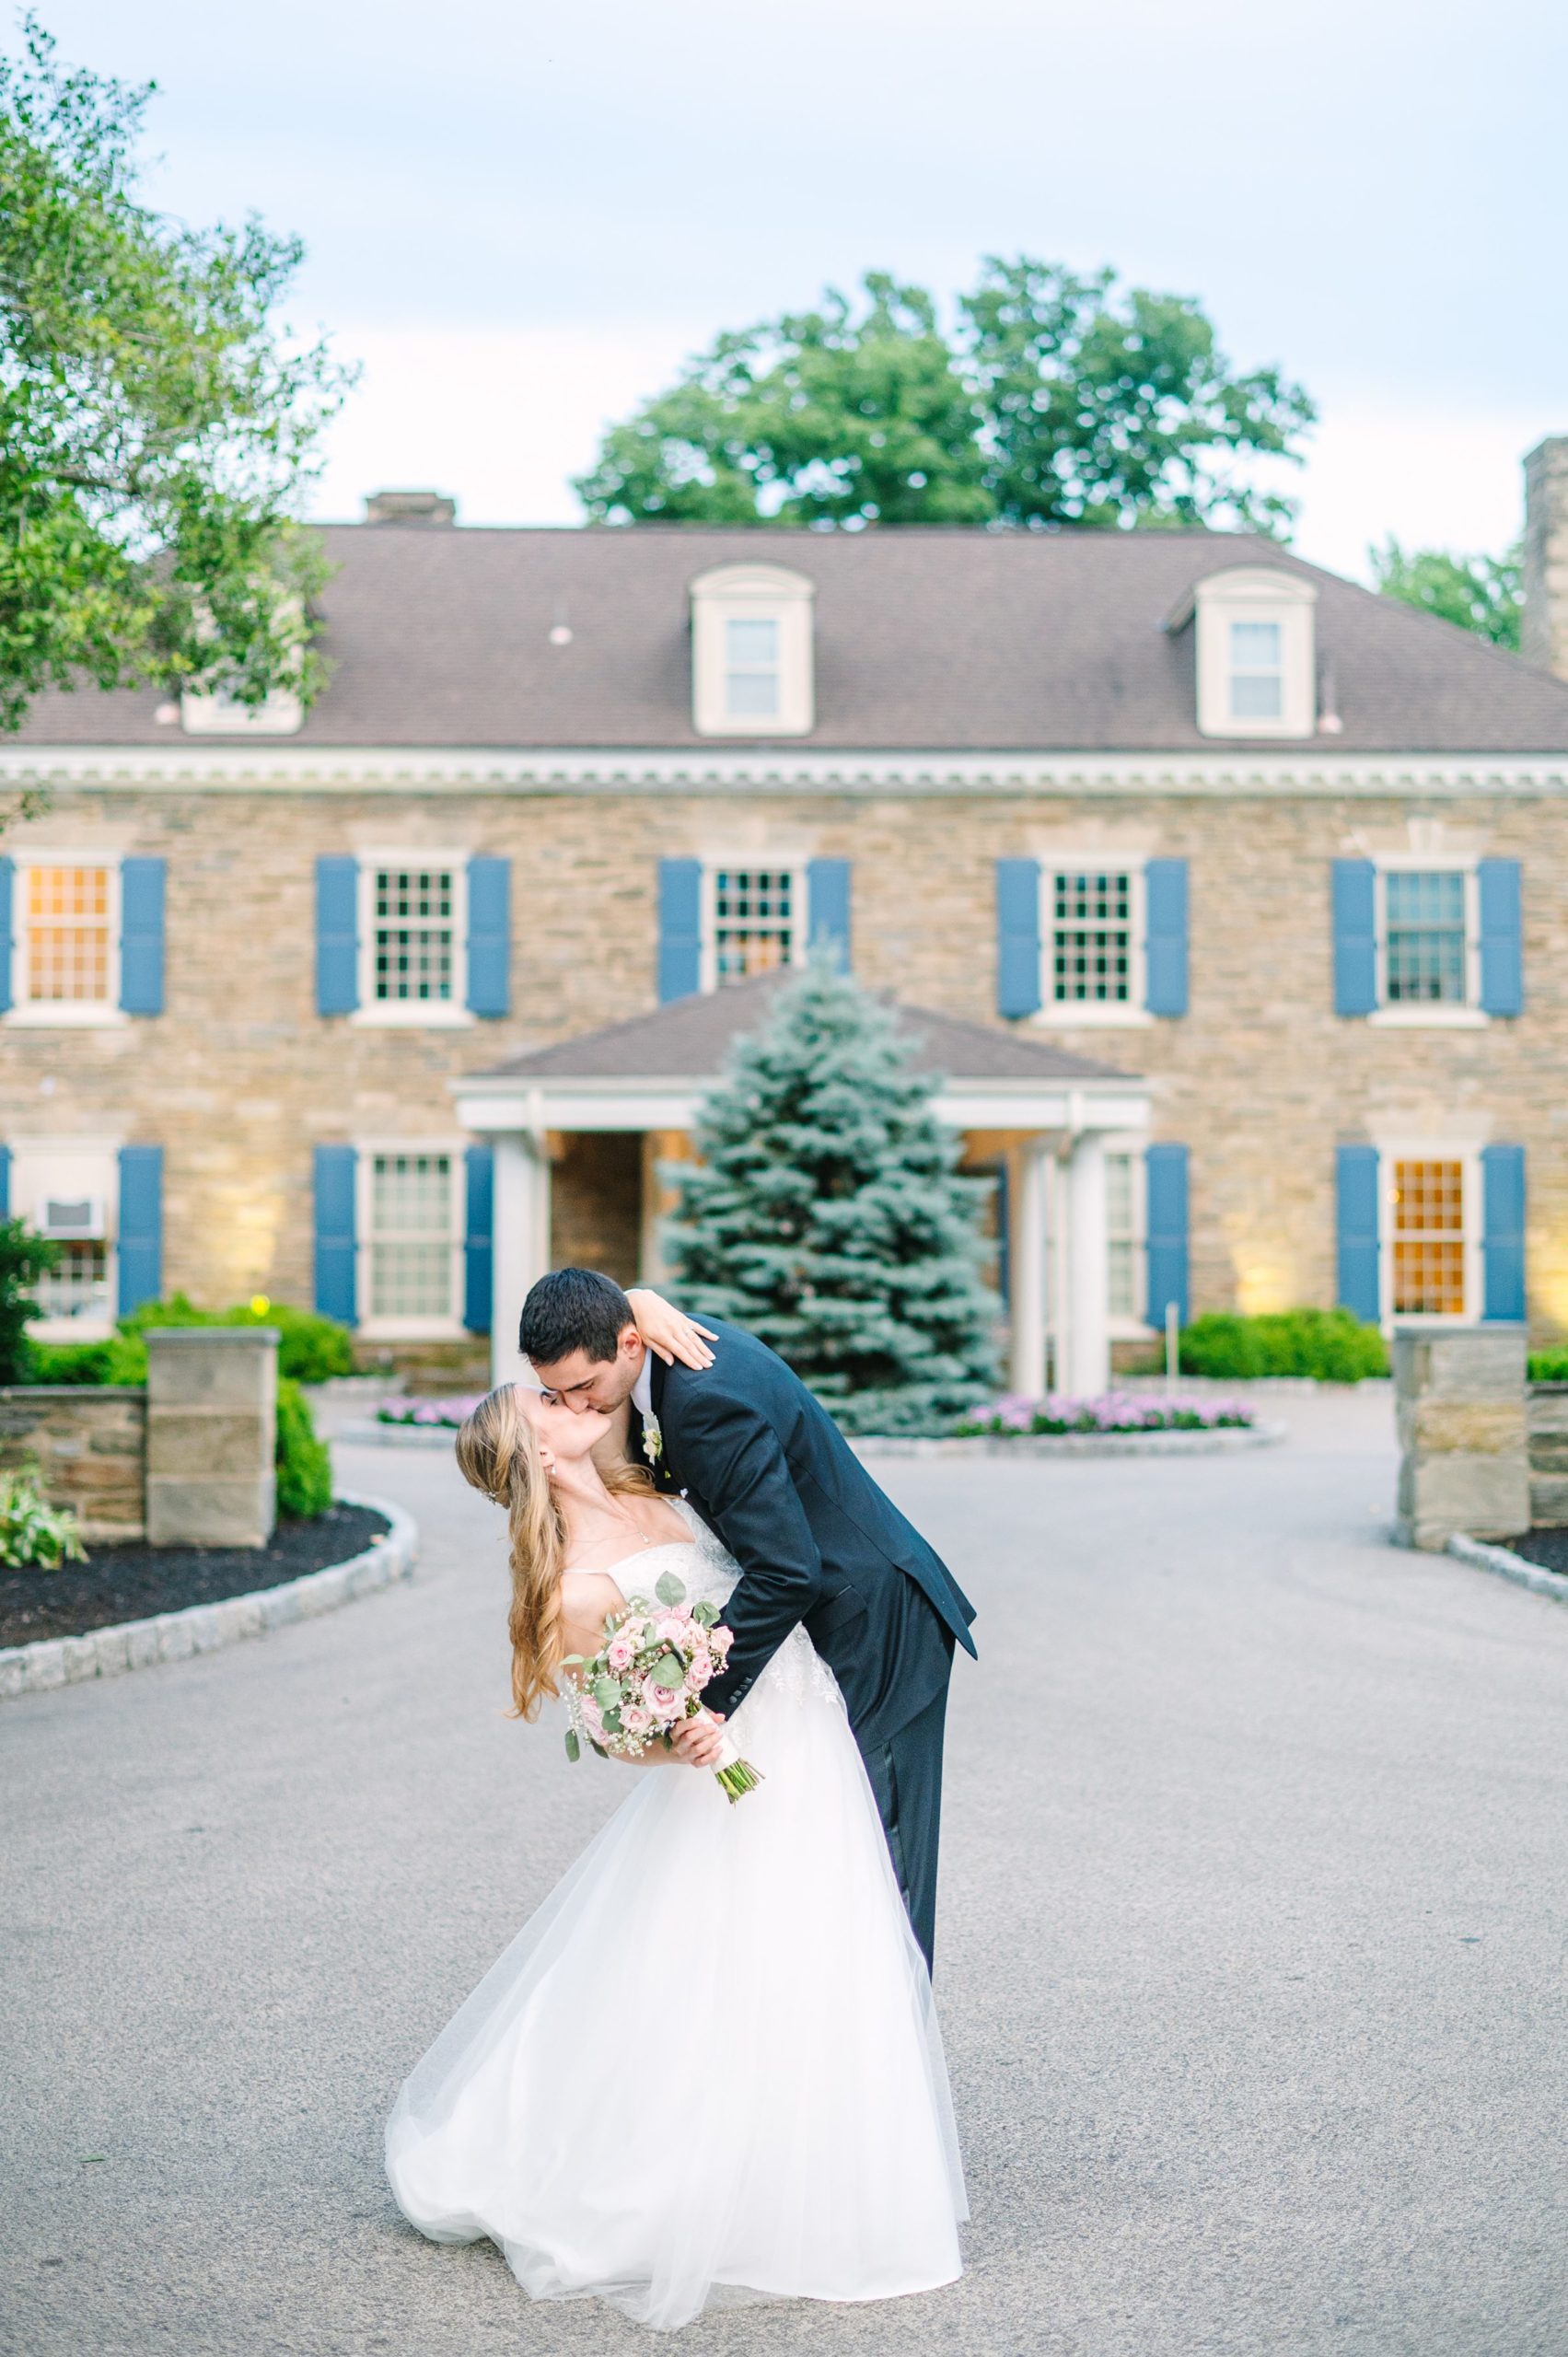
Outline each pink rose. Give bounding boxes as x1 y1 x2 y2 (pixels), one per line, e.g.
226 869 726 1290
622 1704 652 1735
642 1674 681 1718
655 1615 689 1647
606 1637 633 1673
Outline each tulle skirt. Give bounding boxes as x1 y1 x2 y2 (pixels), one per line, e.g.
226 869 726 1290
385 1645 967 2329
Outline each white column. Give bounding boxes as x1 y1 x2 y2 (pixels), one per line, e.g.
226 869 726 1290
1063 1130 1109 1399
490 1132 552 1388
1008 1137 1050 1396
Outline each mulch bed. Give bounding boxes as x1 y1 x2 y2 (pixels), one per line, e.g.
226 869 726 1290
0 1502 389 1647
1506 1527 1568 1580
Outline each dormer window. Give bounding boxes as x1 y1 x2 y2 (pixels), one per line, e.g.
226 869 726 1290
691 563 814 737
1175 566 1318 740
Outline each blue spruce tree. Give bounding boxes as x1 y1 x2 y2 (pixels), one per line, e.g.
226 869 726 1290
666 961 998 1433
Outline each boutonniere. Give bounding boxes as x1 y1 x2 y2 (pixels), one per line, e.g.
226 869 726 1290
641 1411 663 1467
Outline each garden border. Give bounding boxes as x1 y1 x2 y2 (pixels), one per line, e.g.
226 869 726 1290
0 1491 417 1703
338 1418 1287 1459
1446 1532 1568 1608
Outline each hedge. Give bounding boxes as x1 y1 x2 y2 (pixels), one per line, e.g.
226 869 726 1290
1178 1307 1388 1383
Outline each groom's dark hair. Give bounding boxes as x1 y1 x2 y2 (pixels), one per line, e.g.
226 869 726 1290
518 1267 634 1365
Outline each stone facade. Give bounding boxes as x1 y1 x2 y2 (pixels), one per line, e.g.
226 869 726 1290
6 778 1567 1345
1394 1326 1530 1550
0 1387 146 1540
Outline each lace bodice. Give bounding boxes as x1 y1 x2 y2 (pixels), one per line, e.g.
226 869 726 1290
607 1500 841 1711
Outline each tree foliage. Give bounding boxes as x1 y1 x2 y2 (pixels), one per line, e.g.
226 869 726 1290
575 257 1314 534
665 962 998 1434
0 14 352 737
1367 536 1522 650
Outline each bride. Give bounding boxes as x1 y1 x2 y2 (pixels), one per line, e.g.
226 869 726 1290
384 1347 967 2329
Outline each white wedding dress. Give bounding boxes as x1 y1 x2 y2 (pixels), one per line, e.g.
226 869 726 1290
385 1500 966 2330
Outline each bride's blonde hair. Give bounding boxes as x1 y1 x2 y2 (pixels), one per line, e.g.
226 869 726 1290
455 1384 656 1721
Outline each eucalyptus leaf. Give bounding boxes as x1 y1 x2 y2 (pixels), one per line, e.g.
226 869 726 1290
654 1570 687 1607
648 1652 686 1690
560 1653 586 1667
592 1676 621 1710
588 1737 609 1759
601 1707 622 1734
563 1727 581 1763
692 1601 719 1628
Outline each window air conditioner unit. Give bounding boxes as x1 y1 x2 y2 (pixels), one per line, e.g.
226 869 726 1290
39 1196 107 1241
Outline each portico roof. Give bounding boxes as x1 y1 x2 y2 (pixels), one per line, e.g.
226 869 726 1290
454 974 1149 1136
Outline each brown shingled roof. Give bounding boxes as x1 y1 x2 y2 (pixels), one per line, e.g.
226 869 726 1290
470 971 1135 1084
17 522 1568 755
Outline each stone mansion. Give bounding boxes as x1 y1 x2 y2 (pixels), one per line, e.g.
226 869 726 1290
6 446 1568 1397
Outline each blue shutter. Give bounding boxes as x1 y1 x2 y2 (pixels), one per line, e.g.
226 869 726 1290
313 1145 358 1325
1144 857 1189 1017
0 856 12 1015
1481 1144 1527 1322
1478 859 1523 1016
116 1145 163 1316
995 859 1041 1019
806 858 852 968
464 1144 494 1333
657 858 703 1003
316 857 360 1016
0 1144 10 1218
1335 1144 1381 1322
1332 859 1377 1016
1144 1143 1190 1330
466 856 511 1017
119 856 166 1015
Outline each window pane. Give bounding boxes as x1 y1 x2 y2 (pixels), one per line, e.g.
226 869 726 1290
724 670 780 717
1386 869 1467 1004
726 619 779 665
714 868 793 984
37 1240 110 1321
373 867 454 1003
26 865 111 1003
1391 1156 1467 1316
1051 871 1132 1004
369 1154 454 1318
1229 673 1283 719
1230 621 1281 667
1107 1237 1137 1321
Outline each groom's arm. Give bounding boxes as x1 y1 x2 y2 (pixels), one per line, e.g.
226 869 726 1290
671 1381 821 1724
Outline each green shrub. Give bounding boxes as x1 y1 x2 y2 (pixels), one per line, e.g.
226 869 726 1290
1179 1306 1388 1383
0 1220 61 1386
0 1460 86 1568
275 1376 333 1518
1527 1348 1568 1383
115 1293 354 1382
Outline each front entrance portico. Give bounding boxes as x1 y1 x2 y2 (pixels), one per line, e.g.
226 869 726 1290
454 977 1151 1403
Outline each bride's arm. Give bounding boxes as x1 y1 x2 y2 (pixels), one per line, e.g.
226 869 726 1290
625 1287 716 1372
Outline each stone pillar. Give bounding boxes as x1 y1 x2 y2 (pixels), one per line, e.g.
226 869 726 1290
1522 436 1568 679
490 1132 551 1388
1007 1137 1049 1396
145 1329 279 1548
1063 1132 1110 1399
1393 1325 1529 1550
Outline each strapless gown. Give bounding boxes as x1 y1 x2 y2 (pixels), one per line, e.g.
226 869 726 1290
384 1499 966 2329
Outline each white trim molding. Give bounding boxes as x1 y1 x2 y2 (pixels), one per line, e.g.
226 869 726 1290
4 850 127 1029
349 852 474 1029
353 1136 468 1341
690 563 815 737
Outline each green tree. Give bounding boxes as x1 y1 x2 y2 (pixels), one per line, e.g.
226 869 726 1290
0 14 352 741
1367 536 1522 650
0 1215 57 1384
665 961 998 1434
575 256 1314 534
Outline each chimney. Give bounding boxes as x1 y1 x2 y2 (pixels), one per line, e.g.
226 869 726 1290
1522 438 1568 677
363 489 457 527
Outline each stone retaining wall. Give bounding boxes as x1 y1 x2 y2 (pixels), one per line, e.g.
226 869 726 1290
1393 1327 1530 1550
0 1387 146 1540
1526 1384 1568 1527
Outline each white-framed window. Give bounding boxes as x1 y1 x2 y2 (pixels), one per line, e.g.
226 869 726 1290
691 563 815 737
703 864 801 988
1103 1143 1147 1331
10 1140 120 1341
1189 567 1318 739
8 857 123 1025
1041 861 1150 1025
1371 859 1482 1024
1384 1148 1479 1322
180 685 303 736
358 1145 464 1337
353 856 472 1027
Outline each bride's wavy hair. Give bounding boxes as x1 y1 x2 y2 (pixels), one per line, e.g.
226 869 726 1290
455 1385 656 1721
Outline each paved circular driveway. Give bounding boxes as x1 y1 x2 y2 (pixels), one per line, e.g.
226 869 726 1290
5 1392 1565 2356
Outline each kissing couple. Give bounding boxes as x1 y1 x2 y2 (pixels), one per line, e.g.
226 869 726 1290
387 1267 977 2329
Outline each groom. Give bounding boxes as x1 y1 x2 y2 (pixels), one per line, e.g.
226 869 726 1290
518 1267 976 1974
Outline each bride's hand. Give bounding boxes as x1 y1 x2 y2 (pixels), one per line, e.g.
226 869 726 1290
625 1287 716 1372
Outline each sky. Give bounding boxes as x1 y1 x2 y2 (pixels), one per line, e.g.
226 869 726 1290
34 0 1568 579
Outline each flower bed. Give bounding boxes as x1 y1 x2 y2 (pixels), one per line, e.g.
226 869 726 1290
954 1390 1256 1437
376 1395 483 1429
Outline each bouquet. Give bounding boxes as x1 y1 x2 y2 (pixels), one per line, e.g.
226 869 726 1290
561 1567 763 1805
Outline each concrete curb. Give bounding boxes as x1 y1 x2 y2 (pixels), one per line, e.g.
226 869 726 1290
1447 1531 1568 1608
853 1421 1286 1460
0 1492 418 1703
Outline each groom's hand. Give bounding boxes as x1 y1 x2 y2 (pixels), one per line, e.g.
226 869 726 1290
673 1712 726 1768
